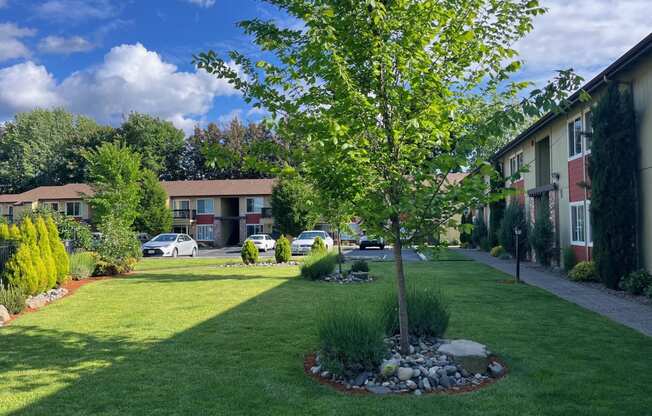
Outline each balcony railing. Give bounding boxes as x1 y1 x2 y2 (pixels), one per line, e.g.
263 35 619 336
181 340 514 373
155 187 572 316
261 207 273 218
172 209 196 220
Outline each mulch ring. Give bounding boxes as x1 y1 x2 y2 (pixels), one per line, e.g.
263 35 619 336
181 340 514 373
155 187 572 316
2 276 113 326
303 353 508 396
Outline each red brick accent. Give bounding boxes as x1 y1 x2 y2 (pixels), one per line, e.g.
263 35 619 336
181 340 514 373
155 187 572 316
245 213 261 224
568 157 588 202
196 214 214 225
571 245 592 262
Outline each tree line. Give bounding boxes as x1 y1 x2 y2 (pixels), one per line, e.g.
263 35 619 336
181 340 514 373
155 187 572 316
0 108 289 194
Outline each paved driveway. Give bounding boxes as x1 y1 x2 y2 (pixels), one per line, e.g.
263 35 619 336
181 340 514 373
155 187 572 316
343 246 422 262
198 246 275 258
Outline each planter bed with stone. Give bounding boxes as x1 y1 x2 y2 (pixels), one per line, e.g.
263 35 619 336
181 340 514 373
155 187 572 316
306 337 506 396
217 261 300 268
320 271 374 284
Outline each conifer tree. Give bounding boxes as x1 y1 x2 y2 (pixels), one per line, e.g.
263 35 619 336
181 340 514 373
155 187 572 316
4 244 37 294
0 223 9 240
36 217 57 289
46 216 70 283
9 224 21 240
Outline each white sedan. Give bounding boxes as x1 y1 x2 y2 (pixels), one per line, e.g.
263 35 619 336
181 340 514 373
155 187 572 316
245 234 276 252
291 230 334 255
142 233 198 257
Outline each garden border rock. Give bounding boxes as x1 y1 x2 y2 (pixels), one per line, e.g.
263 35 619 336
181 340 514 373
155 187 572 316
303 353 508 396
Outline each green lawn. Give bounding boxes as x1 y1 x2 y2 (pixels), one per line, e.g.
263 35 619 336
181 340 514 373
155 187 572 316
1 257 651 415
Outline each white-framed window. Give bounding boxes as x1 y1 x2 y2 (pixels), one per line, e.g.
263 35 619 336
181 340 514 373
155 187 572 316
246 224 263 237
586 200 592 246
584 110 593 153
196 198 214 214
568 116 583 159
570 201 586 245
246 197 264 213
509 152 524 178
66 202 81 217
196 225 214 241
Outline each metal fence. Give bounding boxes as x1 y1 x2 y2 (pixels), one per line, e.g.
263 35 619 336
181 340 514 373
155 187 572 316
0 242 17 275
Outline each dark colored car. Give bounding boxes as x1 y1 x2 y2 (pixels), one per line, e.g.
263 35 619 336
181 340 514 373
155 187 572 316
359 235 385 250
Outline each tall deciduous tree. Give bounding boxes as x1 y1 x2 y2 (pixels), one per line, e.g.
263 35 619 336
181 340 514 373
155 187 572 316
589 83 638 289
196 0 581 352
271 175 318 237
135 170 173 236
84 142 143 226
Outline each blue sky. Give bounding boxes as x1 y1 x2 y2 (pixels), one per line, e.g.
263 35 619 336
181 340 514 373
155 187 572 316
0 0 650 135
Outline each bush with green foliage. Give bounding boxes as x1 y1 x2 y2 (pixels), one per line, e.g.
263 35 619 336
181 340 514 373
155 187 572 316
69 252 97 280
0 285 26 314
57 215 93 251
479 237 491 252
646 285 652 300
274 235 291 263
590 83 638 289
134 170 173 236
94 216 141 275
490 246 505 257
317 303 387 376
311 236 327 254
381 286 449 338
563 247 577 273
300 252 337 280
350 259 369 273
619 269 652 296
46 216 69 284
35 217 57 290
3 243 38 295
568 261 597 282
241 240 259 264
459 211 472 245
530 204 555 266
471 215 487 248
499 203 528 257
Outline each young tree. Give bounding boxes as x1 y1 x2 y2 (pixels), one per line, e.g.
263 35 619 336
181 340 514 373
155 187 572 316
135 170 173 236
46 216 70 283
589 83 638 289
271 175 318 237
530 203 554 266
84 142 143 226
196 0 581 352
35 217 57 290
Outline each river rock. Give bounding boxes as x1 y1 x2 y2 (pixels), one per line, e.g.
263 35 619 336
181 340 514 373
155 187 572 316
437 339 490 374
0 305 10 324
397 367 414 381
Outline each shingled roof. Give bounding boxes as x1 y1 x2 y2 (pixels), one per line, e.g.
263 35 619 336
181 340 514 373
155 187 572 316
160 179 275 198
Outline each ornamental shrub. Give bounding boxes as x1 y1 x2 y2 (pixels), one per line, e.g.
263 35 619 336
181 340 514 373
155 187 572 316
530 203 555 266
274 235 291 263
350 259 369 273
381 285 450 338
300 252 337 280
69 252 97 280
4 244 38 295
241 240 259 264
619 269 652 296
645 285 652 300
479 237 491 252
46 216 70 283
9 224 21 240
94 216 141 275
0 223 9 241
563 247 577 273
0 285 26 314
499 203 528 257
35 217 57 290
490 246 505 257
317 303 387 376
568 261 597 282
311 236 327 254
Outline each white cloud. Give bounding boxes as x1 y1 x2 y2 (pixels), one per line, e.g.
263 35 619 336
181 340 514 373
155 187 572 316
0 62 63 113
38 35 95 54
516 0 651 84
217 109 243 125
0 43 240 135
35 0 117 22
0 0 8 8
184 0 216 7
0 22 36 62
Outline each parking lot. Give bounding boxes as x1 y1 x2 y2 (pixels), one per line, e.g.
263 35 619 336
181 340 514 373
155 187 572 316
193 245 422 261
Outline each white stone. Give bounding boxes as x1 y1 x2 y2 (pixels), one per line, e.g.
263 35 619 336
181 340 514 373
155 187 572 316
397 367 414 381
437 339 490 374
0 305 10 323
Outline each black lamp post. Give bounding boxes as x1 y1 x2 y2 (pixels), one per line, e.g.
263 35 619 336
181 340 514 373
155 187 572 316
514 226 522 283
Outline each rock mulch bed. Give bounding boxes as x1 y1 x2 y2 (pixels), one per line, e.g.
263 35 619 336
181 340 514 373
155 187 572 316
218 261 300 268
307 337 506 396
321 271 374 284
25 288 69 309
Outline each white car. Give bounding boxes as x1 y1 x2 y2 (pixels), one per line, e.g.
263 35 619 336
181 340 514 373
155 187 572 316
142 233 198 257
291 230 334 255
245 234 276 252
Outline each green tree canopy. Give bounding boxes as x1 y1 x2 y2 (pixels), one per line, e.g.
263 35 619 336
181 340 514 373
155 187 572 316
135 170 173 236
271 175 318 237
84 142 143 226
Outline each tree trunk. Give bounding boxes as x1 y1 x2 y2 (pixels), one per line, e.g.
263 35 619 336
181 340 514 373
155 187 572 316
337 225 343 276
392 215 410 355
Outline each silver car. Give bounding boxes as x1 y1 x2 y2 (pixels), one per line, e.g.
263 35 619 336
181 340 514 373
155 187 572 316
142 233 198 257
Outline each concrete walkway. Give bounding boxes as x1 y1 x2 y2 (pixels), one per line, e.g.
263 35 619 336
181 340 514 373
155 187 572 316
452 248 652 337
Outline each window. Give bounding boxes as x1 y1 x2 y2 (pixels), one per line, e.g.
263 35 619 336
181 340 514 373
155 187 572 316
196 225 214 241
570 202 585 244
586 200 592 245
246 224 263 236
246 197 264 213
584 111 593 152
196 199 214 214
509 152 524 178
568 116 583 158
43 202 59 212
66 202 81 217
